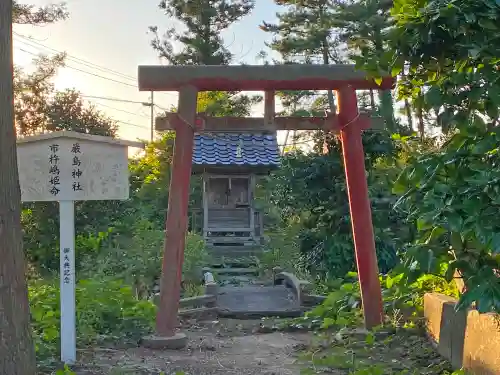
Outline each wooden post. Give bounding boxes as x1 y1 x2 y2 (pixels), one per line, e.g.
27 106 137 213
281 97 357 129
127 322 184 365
337 86 383 330
156 85 197 337
202 173 208 239
264 91 275 128
59 200 76 364
249 174 256 241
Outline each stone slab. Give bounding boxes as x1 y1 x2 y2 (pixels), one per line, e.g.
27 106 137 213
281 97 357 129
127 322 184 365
218 285 299 313
142 332 188 350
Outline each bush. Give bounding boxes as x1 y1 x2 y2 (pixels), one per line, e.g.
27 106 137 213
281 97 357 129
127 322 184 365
261 221 304 273
79 220 207 298
293 271 459 331
29 278 156 364
183 233 209 284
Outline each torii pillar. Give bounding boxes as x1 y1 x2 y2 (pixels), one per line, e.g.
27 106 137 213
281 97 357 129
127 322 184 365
337 86 383 329
142 86 198 349
138 65 394 346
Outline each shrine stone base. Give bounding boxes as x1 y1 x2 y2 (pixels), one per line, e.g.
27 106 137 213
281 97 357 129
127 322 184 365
141 332 188 350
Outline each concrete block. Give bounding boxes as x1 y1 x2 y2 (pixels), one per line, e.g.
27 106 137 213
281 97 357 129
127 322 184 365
424 293 500 375
142 332 188 350
274 271 312 305
462 310 500 375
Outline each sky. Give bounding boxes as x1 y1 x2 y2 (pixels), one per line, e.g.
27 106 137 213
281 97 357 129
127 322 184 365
13 0 284 148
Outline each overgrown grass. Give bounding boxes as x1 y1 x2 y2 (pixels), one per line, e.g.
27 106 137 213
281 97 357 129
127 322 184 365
30 220 208 371
30 278 156 369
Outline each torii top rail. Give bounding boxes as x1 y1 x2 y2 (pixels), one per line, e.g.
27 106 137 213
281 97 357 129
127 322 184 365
138 64 394 91
137 64 395 341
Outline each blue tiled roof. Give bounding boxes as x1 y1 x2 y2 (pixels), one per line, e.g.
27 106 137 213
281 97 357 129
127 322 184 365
193 133 280 167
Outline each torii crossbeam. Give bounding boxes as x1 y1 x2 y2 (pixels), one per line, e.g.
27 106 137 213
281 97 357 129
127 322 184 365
138 64 395 347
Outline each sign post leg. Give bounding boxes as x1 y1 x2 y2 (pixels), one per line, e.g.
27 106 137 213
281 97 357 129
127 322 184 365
337 87 383 330
59 200 76 364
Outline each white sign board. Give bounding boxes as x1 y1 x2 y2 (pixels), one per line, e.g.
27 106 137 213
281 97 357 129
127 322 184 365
17 135 134 202
17 131 144 365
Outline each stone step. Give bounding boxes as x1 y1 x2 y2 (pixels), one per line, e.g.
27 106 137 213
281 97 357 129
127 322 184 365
211 267 260 276
207 246 263 259
206 237 255 245
210 256 259 267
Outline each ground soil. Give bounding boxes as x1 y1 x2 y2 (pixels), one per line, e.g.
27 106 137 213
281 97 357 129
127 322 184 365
72 319 310 375
67 317 454 375
57 283 453 375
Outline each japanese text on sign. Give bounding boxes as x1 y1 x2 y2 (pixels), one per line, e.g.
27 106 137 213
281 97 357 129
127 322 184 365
71 143 83 192
49 144 61 196
62 247 71 284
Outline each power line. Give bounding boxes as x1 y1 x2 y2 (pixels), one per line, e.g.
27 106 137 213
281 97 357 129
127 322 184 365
15 33 137 82
79 95 149 105
89 100 151 119
116 119 149 129
16 47 139 88
14 33 176 99
155 103 172 112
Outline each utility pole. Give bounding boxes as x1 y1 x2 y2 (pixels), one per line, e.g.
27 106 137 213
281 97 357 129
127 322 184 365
143 91 154 142
0 0 37 373
150 91 154 142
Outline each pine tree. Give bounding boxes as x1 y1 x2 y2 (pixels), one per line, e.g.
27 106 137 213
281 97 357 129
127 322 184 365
150 0 259 115
260 0 344 113
332 0 398 131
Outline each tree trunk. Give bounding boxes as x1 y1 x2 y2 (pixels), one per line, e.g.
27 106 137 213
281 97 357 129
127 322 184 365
416 96 425 140
374 32 396 132
404 99 413 130
321 40 336 154
0 1 37 374
322 41 335 113
379 90 396 132
369 90 376 110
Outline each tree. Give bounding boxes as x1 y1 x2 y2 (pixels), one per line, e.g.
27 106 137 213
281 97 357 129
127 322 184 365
149 0 260 113
14 53 65 136
332 0 399 132
13 0 67 25
45 89 118 136
260 0 343 113
0 0 37 373
14 53 118 137
264 130 403 279
150 0 254 65
386 0 500 312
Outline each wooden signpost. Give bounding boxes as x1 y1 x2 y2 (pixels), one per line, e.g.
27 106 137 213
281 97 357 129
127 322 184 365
16 131 143 364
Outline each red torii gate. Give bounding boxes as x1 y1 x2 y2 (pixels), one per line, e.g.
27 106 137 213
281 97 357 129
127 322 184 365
138 64 395 347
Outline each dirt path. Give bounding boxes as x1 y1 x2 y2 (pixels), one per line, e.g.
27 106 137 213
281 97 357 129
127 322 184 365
74 319 311 375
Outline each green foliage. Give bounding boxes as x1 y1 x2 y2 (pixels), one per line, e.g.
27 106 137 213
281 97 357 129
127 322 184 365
265 131 405 279
29 279 156 363
358 0 500 313
393 128 500 312
290 271 458 332
260 220 304 272
150 0 255 65
260 0 342 62
296 274 458 375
